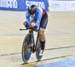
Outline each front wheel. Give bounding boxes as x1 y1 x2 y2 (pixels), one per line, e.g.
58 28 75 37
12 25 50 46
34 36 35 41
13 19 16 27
22 34 32 63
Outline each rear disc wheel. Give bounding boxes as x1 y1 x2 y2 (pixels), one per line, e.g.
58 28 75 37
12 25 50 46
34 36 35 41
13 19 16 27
36 39 43 61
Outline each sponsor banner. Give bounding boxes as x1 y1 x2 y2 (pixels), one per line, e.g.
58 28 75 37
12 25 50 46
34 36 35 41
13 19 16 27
0 0 48 11
48 1 75 11
25 0 48 11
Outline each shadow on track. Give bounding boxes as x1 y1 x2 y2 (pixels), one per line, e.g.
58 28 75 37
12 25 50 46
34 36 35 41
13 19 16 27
21 45 75 65
22 54 72 65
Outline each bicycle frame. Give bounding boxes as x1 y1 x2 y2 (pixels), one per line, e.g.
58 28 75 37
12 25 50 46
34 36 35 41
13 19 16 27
20 27 43 62
20 28 38 53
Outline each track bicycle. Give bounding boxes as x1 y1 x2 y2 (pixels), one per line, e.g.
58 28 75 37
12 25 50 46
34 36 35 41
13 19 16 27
20 27 44 63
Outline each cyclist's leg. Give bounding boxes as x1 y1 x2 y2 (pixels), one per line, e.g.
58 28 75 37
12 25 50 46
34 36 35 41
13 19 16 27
39 14 48 51
39 31 45 50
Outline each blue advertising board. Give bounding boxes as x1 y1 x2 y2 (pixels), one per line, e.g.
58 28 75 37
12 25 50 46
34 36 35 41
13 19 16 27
0 0 48 11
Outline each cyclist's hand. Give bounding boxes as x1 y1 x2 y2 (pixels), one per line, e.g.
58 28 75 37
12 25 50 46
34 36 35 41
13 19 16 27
23 21 30 28
30 22 36 27
30 22 35 28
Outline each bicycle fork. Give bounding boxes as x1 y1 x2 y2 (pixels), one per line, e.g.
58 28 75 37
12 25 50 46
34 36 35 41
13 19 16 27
28 31 36 53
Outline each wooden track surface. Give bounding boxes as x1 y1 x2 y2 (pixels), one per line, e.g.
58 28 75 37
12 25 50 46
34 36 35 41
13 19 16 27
0 11 75 67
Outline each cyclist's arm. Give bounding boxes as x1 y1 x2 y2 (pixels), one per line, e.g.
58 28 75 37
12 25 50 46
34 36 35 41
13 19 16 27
26 12 30 25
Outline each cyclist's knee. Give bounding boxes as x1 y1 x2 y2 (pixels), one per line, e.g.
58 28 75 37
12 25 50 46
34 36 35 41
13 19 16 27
39 31 45 41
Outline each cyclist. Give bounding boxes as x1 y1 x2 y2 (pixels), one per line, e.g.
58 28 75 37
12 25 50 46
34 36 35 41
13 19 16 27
23 5 48 56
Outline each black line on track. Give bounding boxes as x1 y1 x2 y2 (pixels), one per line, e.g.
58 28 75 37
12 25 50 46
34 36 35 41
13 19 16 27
0 46 75 57
45 46 75 51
